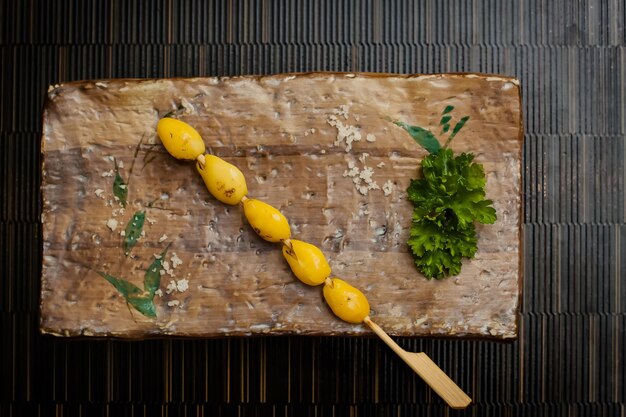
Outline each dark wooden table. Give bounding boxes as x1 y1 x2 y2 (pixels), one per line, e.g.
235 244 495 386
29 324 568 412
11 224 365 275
1 1 624 416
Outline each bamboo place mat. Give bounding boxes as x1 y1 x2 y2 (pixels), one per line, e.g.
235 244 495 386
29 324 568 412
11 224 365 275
2 1 625 416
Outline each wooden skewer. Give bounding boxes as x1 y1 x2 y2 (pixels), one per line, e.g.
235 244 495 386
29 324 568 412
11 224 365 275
363 316 472 409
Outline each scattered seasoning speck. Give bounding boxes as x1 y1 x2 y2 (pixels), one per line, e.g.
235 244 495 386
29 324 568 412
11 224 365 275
171 253 183 269
106 219 118 231
166 280 177 294
383 180 394 196
176 278 189 293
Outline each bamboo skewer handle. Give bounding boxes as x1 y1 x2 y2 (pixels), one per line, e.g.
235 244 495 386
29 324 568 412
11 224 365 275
364 316 472 409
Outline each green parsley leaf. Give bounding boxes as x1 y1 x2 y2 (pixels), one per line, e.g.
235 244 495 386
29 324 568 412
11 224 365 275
406 148 496 279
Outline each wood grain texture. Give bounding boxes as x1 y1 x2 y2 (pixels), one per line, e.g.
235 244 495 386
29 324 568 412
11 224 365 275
40 72 522 339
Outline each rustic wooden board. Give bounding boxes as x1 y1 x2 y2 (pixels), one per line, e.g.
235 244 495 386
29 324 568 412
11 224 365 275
40 73 522 339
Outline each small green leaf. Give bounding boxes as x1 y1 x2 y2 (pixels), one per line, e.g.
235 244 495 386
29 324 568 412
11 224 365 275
99 271 143 298
439 115 452 126
113 158 128 207
126 296 157 318
442 124 450 134
144 243 171 296
394 121 442 155
442 105 455 115
449 116 470 140
123 210 146 256
98 271 156 318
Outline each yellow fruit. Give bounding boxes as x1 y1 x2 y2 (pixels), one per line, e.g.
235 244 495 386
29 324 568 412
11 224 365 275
282 240 331 286
157 118 205 160
243 198 291 242
197 154 248 205
323 278 370 324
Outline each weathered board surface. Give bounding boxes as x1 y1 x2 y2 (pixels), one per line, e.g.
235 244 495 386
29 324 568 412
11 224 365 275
40 73 522 339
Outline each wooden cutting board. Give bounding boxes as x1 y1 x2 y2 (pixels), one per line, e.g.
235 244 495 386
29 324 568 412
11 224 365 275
40 72 522 339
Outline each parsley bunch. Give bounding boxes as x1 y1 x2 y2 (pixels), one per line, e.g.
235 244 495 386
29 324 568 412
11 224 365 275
394 107 496 279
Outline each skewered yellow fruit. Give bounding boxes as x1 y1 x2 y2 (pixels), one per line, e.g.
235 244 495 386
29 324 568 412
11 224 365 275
197 154 248 205
323 278 370 323
282 240 331 286
157 118 206 160
243 198 291 242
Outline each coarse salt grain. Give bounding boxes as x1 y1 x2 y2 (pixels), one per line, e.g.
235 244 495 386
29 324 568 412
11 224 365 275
176 278 189 293
383 180 394 196
154 289 163 297
95 189 105 199
166 280 177 294
167 300 180 307
366 133 376 142
106 219 118 231
158 234 168 243
171 253 182 269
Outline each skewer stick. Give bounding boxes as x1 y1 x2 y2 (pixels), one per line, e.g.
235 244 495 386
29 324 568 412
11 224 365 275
363 316 472 409
196 153 206 167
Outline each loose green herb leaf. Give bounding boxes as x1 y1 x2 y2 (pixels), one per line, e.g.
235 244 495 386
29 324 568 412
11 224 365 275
126 296 157 318
449 116 470 141
113 158 128 207
439 115 452 126
393 121 442 155
123 210 146 256
442 105 455 115
144 243 171 297
98 271 156 318
406 148 496 279
99 271 143 298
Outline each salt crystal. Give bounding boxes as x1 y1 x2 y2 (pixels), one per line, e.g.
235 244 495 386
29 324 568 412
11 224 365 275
171 253 183 268
106 219 118 231
176 278 189 293
383 180 394 196
166 280 177 294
